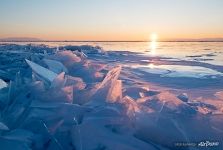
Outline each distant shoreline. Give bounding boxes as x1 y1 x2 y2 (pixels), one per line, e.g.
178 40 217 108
1 40 223 42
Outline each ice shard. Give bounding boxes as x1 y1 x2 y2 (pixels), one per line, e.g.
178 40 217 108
106 80 122 103
87 66 122 105
33 85 74 103
0 70 13 81
43 58 68 74
66 75 86 90
73 51 88 59
51 72 66 88
0 122 9 130
0 79 7 89
0 124 33 149
0 138 31 150
25 59 57 82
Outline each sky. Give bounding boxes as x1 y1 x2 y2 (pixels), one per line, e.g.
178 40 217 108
0 0 223 41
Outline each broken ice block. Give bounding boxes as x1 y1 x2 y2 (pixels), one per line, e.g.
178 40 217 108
25 59 57 82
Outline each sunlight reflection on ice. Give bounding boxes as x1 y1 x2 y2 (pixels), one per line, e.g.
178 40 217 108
149 33 158 55
135 64 223 78
150 41 157 55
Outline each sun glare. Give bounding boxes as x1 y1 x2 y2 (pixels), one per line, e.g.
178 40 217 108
150 33 158 41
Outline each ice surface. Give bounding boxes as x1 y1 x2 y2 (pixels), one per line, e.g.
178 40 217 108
63 45 106 55
0 44 222 150
138 64 223 78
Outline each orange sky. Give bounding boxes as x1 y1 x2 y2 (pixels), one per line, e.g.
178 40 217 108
1 0 223 41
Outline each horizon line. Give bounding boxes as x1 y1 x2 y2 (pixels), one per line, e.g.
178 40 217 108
1 40 223 42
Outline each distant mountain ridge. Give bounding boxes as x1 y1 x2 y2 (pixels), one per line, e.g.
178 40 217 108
0 37 42 42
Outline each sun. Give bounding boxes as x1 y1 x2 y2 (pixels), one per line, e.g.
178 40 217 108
150 33 158 41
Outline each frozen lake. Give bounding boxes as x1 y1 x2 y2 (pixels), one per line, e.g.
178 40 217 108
2 41 223 65
0 43 223 149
